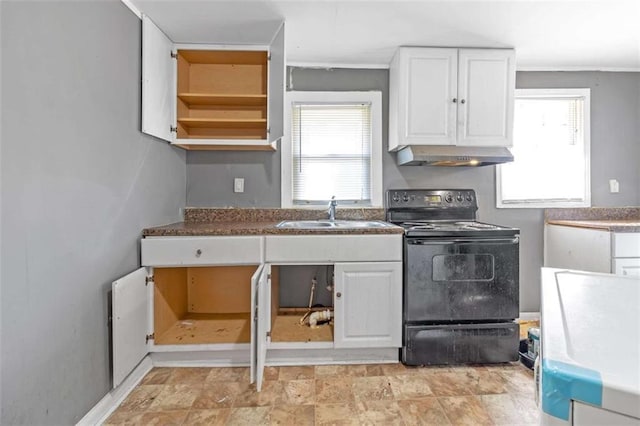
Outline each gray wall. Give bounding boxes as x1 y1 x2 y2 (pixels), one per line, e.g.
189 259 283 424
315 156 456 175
187 68 640 313
1 2 186 424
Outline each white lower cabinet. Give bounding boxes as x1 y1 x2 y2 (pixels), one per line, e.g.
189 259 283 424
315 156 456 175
112 234 403 391
544 225 640 275
333 262 402 348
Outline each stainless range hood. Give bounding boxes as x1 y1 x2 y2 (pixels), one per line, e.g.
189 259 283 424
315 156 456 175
396 145 514 167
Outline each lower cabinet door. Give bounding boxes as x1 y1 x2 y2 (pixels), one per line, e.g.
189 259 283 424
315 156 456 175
333 262 402 348
614 258 640 277
112 267 152 388
250 264 271 391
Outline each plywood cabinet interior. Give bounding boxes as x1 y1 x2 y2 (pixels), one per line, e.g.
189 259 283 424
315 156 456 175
153 266 257 345
176 50 268 142
142 15 285 150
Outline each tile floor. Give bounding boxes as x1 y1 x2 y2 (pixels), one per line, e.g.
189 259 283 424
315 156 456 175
104 362 538 425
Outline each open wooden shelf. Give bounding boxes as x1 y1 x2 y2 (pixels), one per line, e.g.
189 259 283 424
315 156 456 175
178 93 267 107
177 118 267 129
176 49 268 141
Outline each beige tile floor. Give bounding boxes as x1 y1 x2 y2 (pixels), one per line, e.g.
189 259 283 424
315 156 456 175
104 362 538 425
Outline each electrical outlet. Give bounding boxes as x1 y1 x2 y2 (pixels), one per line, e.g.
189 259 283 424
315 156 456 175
609 179 619 193
234 178 245 193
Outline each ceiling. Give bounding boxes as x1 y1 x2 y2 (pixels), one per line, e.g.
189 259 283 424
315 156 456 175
129 0 640 71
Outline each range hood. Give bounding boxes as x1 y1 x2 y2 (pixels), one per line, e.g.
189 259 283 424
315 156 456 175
396 145 514 167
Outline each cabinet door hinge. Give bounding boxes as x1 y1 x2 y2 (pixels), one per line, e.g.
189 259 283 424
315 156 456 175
145 276 154 285
267 274 271 280
146 333 155 343
267 53 271 61
170 126 178 133
266 331 271 338
170 51 177 59
254 307 258 320
266 127 270 135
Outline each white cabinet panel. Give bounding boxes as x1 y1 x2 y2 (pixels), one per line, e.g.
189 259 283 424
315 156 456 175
142 236 263 266
112 267 151 388
267 23 285 143
141 15 175 143
544 225 612 273
614 233 640 258
334 262 402 348
404 48 457 145
614 258 640 277
256 264 271 391
457 49 514 147
250 264 264 384
265 235 402 263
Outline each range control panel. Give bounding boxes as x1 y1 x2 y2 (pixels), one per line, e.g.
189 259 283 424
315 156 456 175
386 189 477 209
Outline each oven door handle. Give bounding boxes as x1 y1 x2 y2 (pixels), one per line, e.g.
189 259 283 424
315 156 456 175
406 236 519 245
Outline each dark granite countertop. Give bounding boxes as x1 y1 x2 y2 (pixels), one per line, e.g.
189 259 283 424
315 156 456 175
143 208 404 236
545 207 640 232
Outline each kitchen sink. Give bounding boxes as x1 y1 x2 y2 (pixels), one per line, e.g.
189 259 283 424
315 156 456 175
276 220 393 229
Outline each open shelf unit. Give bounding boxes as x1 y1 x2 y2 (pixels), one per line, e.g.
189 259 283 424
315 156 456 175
176 50 268 141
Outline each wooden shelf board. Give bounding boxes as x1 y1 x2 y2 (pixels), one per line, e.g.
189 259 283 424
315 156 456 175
154 313 250 345
177 118 267 129
270 314 333 343
178 93 267 106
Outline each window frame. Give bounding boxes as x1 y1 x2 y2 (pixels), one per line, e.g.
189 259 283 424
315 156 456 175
281 91 383 208
496 88 591 209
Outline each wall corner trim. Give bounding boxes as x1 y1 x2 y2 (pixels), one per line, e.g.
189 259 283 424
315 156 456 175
121 0 142 19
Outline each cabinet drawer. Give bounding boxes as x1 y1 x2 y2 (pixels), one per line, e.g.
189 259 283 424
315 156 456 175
265 235 402 263
142 236 263 266
613 233 640 258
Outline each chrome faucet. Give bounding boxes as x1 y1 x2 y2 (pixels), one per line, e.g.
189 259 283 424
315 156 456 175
328 196 337 221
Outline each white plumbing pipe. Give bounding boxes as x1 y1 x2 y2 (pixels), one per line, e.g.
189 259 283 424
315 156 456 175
309 309 332 328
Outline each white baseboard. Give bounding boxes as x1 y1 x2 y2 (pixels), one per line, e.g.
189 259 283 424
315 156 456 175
76 357 153 426
518 312 541 321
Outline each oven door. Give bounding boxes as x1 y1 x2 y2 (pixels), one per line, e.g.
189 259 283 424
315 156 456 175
404 235 519 322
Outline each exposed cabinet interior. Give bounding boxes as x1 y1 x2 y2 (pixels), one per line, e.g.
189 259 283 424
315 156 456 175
270 265 335 343
153 266 259 345
176 50 268 141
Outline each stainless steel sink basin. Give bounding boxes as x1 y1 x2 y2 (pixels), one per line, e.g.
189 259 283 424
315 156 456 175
276 220 393 229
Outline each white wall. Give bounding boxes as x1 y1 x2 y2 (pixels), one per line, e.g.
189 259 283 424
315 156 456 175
0 2 186 423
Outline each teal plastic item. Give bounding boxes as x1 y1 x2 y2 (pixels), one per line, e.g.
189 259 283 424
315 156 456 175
542 358 603 420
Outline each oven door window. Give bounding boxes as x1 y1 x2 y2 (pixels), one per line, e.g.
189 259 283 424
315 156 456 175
432 254 495 282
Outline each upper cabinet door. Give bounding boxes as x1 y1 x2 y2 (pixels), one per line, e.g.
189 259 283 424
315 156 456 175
333 262 402 348
391 48 458 149
267 23 285 144
112 267 152 388
457 49 515 147
142 15 175 143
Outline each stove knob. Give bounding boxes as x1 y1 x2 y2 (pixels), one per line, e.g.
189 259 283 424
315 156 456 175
466 193 473 202
456 193 463 202
392 194 400 203
402 194 410 202
444 193 453 203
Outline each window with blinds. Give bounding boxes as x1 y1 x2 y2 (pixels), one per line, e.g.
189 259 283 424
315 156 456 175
497 88 591 208
291 102 373 204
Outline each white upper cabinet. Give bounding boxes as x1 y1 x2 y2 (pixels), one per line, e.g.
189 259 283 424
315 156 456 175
142 16 285 151
389 47 515 151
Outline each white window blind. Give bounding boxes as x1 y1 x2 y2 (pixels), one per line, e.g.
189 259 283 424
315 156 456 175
291 103 372 204
497 88 590 208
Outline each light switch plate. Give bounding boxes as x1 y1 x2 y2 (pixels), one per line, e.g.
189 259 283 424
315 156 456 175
609 179 619 193
234 178 245 193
